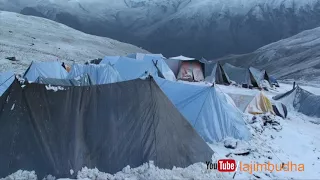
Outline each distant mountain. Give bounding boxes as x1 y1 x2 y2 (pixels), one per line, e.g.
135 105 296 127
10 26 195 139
0 11 148 73
1 0 320 59
215 27 320 84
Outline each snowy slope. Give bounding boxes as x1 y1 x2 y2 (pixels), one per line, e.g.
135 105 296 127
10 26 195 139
1 0 320 59
215 27 320 84
0 11 148 74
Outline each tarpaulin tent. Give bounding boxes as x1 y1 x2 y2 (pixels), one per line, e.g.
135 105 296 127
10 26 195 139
36 74 92 86
223 63 251 86
272 102 288 119
245 92 275 115
67 64 122 85
143 55 176 81
249 67 271 88
166 56 204 82
154 76 251 143
0 71 14 96
101 56 176 81
200 59 230 85
24 61 68 82
270 76 280 87
127 53 165 60
273 85 320 118
0 77 213 178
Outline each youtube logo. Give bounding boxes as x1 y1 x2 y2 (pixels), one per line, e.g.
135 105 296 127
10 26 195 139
218 159 237 172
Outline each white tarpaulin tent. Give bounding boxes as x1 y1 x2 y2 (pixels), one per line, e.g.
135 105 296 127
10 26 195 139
154 76 251 142
24 61 68 82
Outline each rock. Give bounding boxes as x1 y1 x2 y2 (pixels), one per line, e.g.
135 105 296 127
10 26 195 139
224 138 237 149
272 126 282 132
5 56 17 61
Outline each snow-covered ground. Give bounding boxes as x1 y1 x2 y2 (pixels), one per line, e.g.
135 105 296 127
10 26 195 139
2 82 320 180
0 11 148 74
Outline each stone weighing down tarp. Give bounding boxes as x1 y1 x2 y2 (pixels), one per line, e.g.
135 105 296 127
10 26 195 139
0 78 213 178
67 64 122 84
154 77 251 143
101 56 176 81
273 86 320 118
0 71 14 96
24 61 68 82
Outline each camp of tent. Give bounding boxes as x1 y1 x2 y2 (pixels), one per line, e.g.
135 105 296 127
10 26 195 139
0 53 297 178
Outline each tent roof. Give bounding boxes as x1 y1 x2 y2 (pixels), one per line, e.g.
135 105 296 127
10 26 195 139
101 56 176 81
36 74 92 86
0 71 14 96
24 61 68 82
127 53 165 60
0 77 213 178
154 76 251 142
67 64 122 85
168 55 195 61
223 63 251 85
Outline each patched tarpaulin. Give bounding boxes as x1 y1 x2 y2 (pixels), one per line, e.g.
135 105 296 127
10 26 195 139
245 92 275 115
0 71 14 96
223 63 251 86
0 78 213 178
154 77 251 143
274 86 320 118
24 61 68 82
67 64 122 84
36 74 92 86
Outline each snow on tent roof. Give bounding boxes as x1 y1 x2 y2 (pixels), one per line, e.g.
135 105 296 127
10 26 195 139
101 56 176 81
67 64 122 85
154 76 251 143
36 74 92 86
223 63 251 86
23 61 68 82
273 86 320 119
168 55 195 61
100 56 120 64
127 53 165 60
0 77 213 178
0 71 14 96
249 67 271 87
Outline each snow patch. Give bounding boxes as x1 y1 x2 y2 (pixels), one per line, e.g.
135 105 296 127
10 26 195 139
45 85 65 92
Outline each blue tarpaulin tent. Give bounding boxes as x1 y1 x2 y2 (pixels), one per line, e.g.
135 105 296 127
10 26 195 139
67 64 122 85
153 76 251 142
0 71 14 96
101 56 176 81
24 61 68 82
